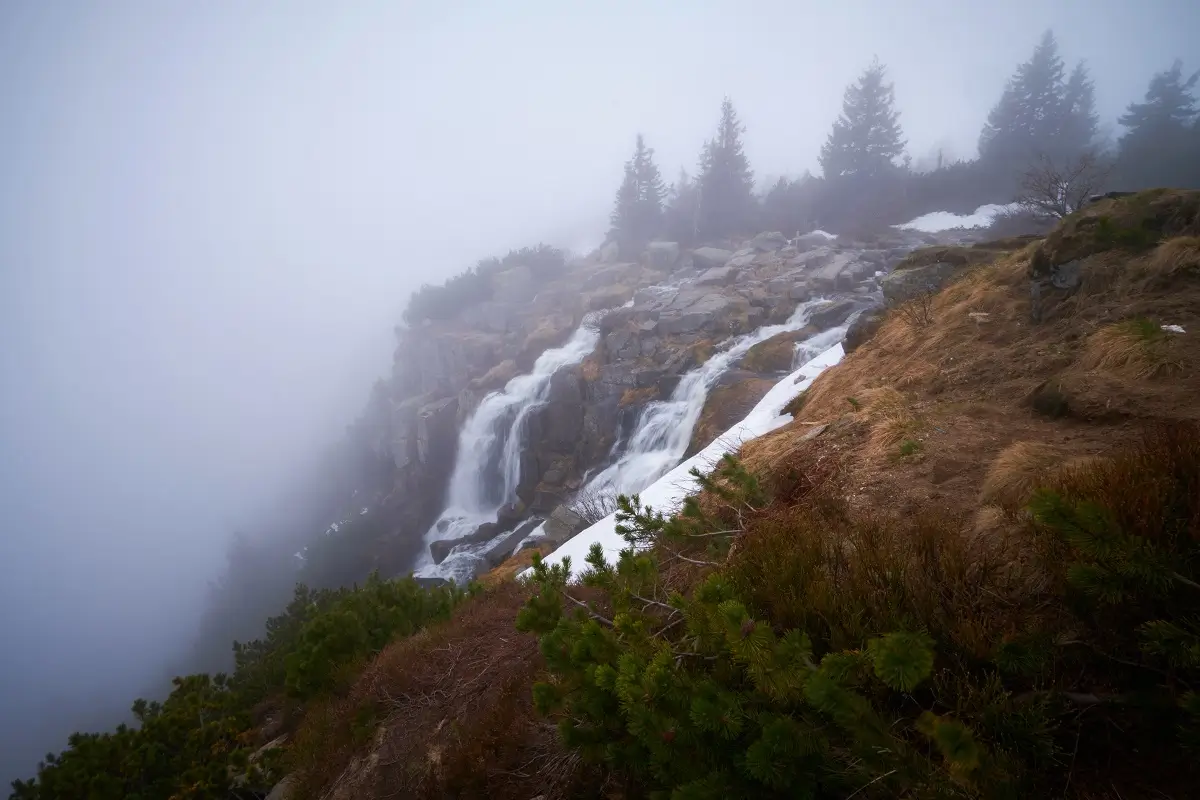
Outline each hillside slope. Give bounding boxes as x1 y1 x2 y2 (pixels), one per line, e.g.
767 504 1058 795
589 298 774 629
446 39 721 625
273 190 1200 799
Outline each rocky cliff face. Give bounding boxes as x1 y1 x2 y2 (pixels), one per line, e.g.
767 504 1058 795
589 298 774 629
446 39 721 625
344 223 984 580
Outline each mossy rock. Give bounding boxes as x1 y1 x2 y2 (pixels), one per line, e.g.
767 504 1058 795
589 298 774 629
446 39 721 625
1031 188 1200 276
742 330 805 373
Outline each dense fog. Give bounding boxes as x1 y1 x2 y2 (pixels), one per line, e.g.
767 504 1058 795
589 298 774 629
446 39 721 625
1 0 1196 788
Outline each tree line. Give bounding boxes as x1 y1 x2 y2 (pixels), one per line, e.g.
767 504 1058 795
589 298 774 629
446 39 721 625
611 31 1200 253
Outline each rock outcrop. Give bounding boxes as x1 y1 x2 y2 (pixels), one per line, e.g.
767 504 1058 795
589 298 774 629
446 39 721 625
340 221 982 581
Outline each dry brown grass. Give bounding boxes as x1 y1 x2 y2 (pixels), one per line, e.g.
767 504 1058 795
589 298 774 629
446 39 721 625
1079 318 1182 379
478 546 545 588
727 488 1051 661
1146 235 1200 281
980 441 1065 514
580 356 601 383
288 583 598 800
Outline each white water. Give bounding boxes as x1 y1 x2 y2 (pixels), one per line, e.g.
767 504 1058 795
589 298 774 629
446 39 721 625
580 298 828 499
417 315 603 566
528 341 847 579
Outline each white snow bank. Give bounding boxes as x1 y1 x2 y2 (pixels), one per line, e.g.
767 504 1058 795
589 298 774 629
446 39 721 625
527 342 845 580
897 203 1020 233
1162 324 1186 334
809 229 837 240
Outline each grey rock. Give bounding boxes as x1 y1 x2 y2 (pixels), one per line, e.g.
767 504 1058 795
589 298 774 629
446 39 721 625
1050 259 1082 290
266 775 297 800
809 252 858 291
697 266 734 286
479 518 543 568
692 247 734 269
787 283 811 301
416 396 458 467
844 305 885 352
430 521 500 564
599 240 621 263
881 260 965 305
808 299 857 330
726 248 758 268
659 293 736 334
645 240 680 269
749 231 788 252
542 504 587 546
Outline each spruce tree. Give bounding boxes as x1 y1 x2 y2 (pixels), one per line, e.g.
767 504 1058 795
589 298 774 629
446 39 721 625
695 97 755 240
1058 61 1099 157
663 168 700 244
818 59 906 180
609 134 666 256
1115 60 1200 189
978 30 1068 170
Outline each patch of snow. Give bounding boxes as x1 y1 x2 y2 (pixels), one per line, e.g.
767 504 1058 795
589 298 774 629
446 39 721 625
809 229 836 240
526 342 845 580
1162 324 1186 334
896 203 1020 233
360 506 369 515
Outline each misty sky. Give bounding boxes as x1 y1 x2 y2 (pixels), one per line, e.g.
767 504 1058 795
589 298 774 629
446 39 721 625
1 0 1196 786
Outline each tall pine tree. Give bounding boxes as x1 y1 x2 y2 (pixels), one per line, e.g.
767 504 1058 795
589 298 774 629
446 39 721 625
609 134 667 255
1058 61 1099 157
695 97 755 240
819 59 906 180
1115 60 1200 189
978 31 1068 170
663 168 700 244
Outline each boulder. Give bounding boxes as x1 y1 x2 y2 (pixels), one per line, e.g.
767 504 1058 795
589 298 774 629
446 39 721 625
266 775 297 800
794 231 837 249
692 247 734 269
881 260 966 305
659 293 737 335
809 252 859 291
843 305 885 353
430 521 499 564
531 483 565 513
542 504 587 547
788 283 811 301
497 500 527 525
749 231 788 252
478 518 543 568
808 299 857 330
697 266 735 286
726 248 758 268
645 240 681 269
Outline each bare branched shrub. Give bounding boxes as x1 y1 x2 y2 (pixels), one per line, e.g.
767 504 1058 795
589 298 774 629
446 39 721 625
890 289 936 328
1015 151 1112 222
568 484 619 525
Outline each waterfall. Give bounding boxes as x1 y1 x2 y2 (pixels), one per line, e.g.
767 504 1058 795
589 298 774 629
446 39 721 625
581 298 829 498
418 315 603 564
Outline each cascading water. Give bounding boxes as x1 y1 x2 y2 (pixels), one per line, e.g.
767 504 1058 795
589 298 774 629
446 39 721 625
581 298 831 498
417 314 604 567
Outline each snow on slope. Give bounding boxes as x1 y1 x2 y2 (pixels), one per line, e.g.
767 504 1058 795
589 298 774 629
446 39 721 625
897 203 1019 233
527 342 845 580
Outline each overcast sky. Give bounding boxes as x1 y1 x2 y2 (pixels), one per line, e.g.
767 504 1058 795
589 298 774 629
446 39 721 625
1 0 1196 786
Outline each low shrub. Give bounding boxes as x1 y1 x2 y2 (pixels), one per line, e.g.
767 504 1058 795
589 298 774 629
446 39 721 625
518 424 1200 797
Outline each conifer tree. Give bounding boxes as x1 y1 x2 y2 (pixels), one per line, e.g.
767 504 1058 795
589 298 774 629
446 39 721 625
663 168 700 244
1058 61 1099 157
1115 60 1200 189
978 30 1068 170
818 59 906 180
609 134 666 256
695 97 755 240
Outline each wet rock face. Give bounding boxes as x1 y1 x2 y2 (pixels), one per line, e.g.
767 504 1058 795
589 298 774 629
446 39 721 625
844 305 886 353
